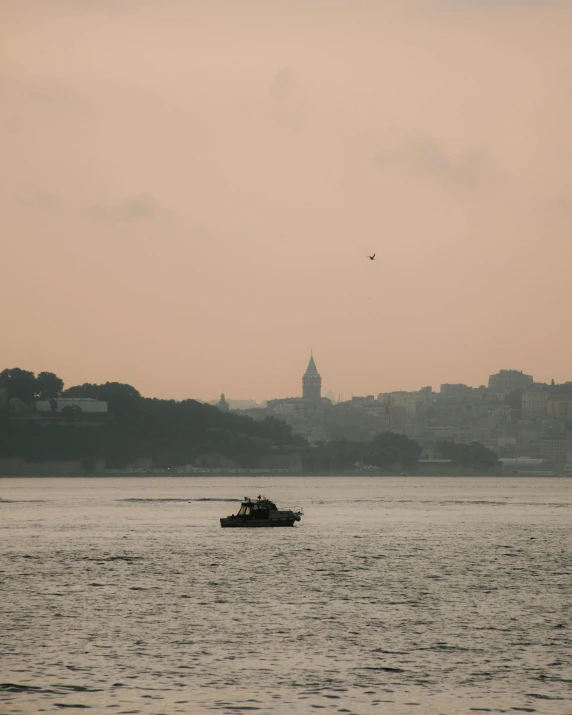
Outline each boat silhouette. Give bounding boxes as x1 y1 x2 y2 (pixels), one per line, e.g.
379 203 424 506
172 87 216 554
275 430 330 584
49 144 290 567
220 496 303 528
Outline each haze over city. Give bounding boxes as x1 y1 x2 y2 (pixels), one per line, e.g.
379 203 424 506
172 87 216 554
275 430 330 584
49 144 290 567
2 0 571 401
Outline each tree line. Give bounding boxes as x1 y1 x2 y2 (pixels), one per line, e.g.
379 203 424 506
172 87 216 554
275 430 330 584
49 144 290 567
0 366 498 471
0 368 64 402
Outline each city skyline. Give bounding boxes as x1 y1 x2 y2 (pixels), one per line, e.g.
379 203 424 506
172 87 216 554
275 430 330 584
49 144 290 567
2 0 571 401
212 359 547 406
2 355 566 407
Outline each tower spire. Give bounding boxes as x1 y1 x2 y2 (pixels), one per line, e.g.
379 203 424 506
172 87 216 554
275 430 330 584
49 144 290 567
302 354 321 402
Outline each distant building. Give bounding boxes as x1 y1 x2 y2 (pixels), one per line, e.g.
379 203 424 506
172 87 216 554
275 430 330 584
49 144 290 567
217 393 230 412
378 389 432 422
208 398 261 410
302 354 322 403
440 384 472 398
516 423 544 454
522 386 549 417
35 398 107 413
488 405 512 429
351 395 377 405
547 397 572 422
228 399 260 410
266 398 306 416
259 356 332 443
497 435 517 450
537 436 569 463
488 369 533 395
499 457 546 468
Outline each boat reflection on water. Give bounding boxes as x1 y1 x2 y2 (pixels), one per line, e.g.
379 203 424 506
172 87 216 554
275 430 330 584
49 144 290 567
220 496 303 528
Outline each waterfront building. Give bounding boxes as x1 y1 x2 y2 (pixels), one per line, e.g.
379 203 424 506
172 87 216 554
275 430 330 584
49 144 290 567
537 436 569 464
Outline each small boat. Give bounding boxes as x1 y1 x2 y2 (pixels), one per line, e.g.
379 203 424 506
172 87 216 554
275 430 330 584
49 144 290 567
220 495 303 528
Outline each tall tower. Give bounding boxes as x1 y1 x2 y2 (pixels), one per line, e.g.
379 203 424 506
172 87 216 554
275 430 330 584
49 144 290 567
217 393 230 412
302 354 322 403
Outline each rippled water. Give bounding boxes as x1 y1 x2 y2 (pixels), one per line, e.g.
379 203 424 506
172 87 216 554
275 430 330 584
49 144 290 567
1 477 571 715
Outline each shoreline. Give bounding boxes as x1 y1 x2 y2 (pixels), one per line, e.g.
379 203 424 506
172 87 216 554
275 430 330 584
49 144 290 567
1 471 568 479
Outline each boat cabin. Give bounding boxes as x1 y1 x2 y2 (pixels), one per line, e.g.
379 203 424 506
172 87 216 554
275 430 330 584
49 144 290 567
236 496 278 518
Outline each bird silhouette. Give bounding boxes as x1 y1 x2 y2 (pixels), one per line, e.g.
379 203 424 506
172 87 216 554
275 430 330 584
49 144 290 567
368 253 376 260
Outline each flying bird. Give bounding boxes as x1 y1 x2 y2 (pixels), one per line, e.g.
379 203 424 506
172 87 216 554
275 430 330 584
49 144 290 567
368 253 376 260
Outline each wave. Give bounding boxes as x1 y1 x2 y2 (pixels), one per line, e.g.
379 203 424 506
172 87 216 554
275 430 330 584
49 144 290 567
118 497 240 503
188 498 241 502
118 498 197 502
0 683 102 694
318 498 571 507
0 499 46 503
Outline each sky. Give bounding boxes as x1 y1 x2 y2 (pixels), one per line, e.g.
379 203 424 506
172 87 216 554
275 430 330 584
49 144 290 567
1 0 571 402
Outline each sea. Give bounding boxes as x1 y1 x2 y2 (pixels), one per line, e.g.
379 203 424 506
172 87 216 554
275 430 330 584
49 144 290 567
1 476 571 715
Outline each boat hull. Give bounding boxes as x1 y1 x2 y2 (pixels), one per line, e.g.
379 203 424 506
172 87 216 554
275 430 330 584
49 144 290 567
220 517 296 528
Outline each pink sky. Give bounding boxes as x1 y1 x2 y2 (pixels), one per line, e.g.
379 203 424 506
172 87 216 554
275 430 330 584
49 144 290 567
1 0 571 402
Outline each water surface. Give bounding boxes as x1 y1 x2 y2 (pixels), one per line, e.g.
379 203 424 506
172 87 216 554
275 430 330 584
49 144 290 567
1 477 571 714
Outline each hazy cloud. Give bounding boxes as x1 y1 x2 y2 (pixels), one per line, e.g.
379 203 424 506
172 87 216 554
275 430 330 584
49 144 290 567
459 0 561 5
87 194 163 223
372 139 492 188
269 67 297 97
28 85 79 104
552 197 572 215
13 190 58 211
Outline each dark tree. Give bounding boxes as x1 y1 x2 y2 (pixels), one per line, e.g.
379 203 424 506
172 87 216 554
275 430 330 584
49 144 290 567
301 431 422 472
63 382 141 416
35 371 64 399
62 383 100 399
0 368 37 403
99 382 141 417
435 440 498 468
367 432 422 467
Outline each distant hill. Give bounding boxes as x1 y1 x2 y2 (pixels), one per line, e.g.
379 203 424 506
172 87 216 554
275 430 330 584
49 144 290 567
0 378 306 469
